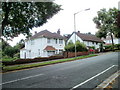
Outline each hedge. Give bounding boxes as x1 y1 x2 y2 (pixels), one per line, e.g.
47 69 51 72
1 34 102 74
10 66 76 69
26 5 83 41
2 55 64 66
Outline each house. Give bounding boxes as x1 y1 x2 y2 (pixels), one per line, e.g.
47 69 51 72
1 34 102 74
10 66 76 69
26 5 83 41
67 31 103 49
20 30 65 59
102 35 120 45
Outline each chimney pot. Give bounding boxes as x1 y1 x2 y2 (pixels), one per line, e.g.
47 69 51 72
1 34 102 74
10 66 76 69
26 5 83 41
35 31 37 34
57 29 60 35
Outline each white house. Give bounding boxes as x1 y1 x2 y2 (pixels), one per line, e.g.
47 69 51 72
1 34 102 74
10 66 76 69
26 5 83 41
20 30 65 59
67 31 103 49
102 35 120 45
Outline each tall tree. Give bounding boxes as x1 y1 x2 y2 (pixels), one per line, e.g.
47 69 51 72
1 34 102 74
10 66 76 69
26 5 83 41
93 8 120 50
1 1 62 39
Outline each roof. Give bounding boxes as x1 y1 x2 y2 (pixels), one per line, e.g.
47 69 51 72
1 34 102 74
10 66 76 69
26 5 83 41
75 32 103 42
44 46 56 51
30 30 64 40
63 34 71 41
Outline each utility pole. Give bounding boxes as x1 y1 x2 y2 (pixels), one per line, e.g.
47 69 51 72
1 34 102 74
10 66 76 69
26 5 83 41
74 8 90 57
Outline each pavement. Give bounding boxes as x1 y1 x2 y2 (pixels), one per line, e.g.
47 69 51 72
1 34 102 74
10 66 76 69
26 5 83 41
1 52 119 89
94 70 119 89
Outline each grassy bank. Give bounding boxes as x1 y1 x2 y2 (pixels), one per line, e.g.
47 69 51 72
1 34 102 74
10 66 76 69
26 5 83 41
3 54 98 72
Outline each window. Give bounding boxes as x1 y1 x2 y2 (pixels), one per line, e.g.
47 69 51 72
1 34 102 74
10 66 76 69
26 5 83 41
31 40 34 45
87 41 89 45
59 39 63 44
47 38 51 43
38 49 40 55
96 42 98 45
55 39 57 44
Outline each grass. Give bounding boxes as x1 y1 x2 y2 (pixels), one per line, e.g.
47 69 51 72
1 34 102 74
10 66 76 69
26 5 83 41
2 54 98 72
2 57 19 62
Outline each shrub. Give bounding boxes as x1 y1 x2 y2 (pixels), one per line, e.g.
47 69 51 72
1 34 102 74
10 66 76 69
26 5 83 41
2 55 64 66
14 53 20 58
114 44 120 50
88 46 95 49
65 40 87 52
75 41 88 52
104 45 112 50
65 41 75 52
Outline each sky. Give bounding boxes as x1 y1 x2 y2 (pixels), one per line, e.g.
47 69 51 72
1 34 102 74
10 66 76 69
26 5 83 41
8 0 120 46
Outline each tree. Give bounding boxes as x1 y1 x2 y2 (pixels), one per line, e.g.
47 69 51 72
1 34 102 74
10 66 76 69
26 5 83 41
1 1 62 39
117 11 120 28
93 8 120 50
1 38 24 58
1 38 10 51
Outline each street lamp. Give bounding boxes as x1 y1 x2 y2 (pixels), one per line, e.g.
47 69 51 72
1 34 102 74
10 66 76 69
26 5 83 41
74 8 90 57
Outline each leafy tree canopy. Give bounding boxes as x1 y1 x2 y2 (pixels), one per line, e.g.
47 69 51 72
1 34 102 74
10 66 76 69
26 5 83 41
93 8 120 38
1 1 62 39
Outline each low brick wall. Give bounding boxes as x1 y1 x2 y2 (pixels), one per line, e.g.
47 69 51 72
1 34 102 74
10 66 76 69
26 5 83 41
64 51 90 58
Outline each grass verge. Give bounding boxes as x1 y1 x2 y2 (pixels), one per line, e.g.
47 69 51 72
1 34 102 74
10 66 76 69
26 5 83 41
3 54 98 72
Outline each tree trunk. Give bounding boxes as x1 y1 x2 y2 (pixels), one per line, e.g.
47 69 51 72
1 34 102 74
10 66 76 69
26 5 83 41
110 34 114 51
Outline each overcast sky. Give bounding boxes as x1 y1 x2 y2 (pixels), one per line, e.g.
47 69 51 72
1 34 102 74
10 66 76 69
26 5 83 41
8 0 120 46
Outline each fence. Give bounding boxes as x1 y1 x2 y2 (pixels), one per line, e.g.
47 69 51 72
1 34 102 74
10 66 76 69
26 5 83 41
63 51 89 58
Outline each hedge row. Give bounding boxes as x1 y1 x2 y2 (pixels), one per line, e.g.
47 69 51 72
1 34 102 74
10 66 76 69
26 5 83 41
2 55 64 66
104 44 120 51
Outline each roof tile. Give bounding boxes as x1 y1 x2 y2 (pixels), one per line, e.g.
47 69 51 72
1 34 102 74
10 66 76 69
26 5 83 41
76 32 103 42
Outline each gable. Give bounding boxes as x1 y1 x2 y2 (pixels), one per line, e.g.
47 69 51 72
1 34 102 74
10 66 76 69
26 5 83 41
67 32 83 44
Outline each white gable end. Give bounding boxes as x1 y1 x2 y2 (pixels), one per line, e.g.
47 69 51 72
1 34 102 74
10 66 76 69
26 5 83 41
67 33 83 44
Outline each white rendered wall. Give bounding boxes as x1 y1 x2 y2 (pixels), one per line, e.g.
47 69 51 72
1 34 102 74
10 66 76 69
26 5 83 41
20 37 65 59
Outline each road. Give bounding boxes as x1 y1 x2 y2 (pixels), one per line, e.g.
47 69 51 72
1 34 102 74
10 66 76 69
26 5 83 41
1 52 119 89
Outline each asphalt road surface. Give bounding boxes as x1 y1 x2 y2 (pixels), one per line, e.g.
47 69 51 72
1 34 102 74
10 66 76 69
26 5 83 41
1 52 119 89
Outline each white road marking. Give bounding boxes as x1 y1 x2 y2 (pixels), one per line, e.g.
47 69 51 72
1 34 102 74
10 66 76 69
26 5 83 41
70 65 118 90
0 73 44 85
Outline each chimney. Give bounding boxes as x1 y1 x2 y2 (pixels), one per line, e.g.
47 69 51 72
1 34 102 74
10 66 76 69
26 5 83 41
57 29 60 35
78 31 80 33
35 31 37 34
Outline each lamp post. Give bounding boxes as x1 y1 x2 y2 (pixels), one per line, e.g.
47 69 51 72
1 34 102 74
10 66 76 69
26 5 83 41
74 8 90 57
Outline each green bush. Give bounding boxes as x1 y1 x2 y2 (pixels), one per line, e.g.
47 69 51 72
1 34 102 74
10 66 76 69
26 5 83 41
65 41 75 52
65 40 87 52
14 53 20 58
114 44 120 50
75 41 88 52
88 46 95 49
104 45 113 50
2 55 19 62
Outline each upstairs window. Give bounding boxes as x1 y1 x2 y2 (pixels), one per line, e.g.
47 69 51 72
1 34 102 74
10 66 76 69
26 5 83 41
55 39 57 44
59 39 63 44
47 38 51 43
